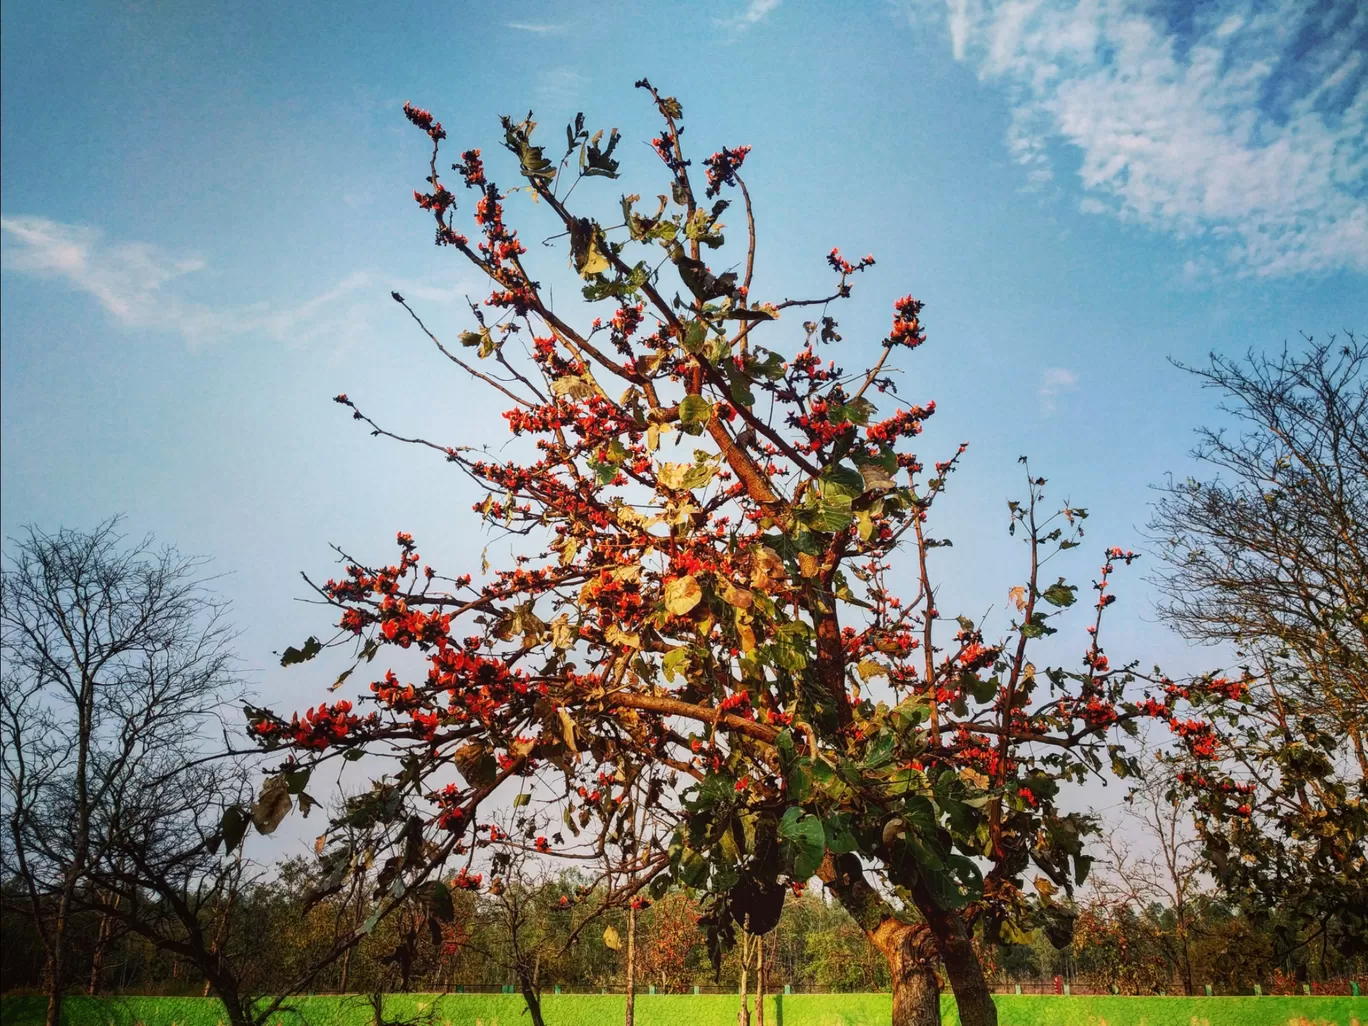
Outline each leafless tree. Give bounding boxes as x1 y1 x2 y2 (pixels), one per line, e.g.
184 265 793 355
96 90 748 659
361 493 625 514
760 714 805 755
1 519 244 1026
1149 333 1368 777
1094 770 1208 994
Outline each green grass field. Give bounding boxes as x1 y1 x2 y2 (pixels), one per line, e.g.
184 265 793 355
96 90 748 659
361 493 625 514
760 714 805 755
1 993 1361 1026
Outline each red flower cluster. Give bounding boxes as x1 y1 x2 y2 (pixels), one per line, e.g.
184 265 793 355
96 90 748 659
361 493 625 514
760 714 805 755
866 403 935 444
252 700 368 751
455 149 485 188
827 248 875 275
403 101 445 141
702 145 751 197
451 868 482 891
434 784 468 833
888 296 926 348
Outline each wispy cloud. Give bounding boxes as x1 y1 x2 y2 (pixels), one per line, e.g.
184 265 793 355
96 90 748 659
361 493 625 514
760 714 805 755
0 215 470 351
535 68 588 109
719 0 783 31
941 0 1368 278
506 22 567 34
1038 367 1079 414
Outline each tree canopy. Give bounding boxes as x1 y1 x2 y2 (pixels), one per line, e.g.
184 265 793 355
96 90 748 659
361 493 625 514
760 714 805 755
243 84 1168 1026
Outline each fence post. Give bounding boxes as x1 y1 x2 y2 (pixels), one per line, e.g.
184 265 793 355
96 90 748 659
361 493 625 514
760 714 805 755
1063 983 1071 996
1253 984 1262 997
1303 984 1311 996
694 986 700 995
784 985 792 995
649 985 655 996
554 985 561 995
1014 985 1021 996
1205 984 1213 997
1350 982 1359 997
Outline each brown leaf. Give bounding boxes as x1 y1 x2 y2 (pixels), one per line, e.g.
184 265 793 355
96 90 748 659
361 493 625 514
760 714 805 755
720 581 754 609
750 546 787 593
454 742 497 787
250 774 292 835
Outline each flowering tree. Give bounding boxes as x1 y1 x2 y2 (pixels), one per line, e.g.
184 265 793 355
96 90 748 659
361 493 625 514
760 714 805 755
243 84 1156 1026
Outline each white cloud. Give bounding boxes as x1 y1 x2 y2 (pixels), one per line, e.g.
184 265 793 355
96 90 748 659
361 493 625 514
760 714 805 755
535 68 588 108
0 215 470 351
1038 366 1079 414
941 0 1368 278
506 22 567 34
719 0 783 30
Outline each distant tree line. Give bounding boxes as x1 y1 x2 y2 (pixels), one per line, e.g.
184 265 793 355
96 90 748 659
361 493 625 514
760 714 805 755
3 859 1363 999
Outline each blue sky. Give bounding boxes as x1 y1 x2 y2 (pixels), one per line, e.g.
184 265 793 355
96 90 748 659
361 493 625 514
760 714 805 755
2 0 1365 836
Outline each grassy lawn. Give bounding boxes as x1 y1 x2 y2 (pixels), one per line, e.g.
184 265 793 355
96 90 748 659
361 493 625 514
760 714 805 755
1 993 1361 1026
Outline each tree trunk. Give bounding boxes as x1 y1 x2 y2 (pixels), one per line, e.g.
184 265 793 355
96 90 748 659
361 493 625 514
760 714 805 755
518 971 546 1026
216 982 251 1026
879 922 941 1026
624 903 636 1026
44 948 65 1026
914 885 996 1026
736 938 750 1026
818 854 942 1026
756 933 766 1026
89 906 113 995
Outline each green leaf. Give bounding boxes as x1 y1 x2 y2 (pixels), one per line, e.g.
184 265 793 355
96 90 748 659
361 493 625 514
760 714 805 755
775 729 797 769
662 646 691 682
681 318 708 354
603 925 622 950
728 376 756 407
280 636 323 667
812 496 854 533
429 880 454 923
1020 612 1056 639
285 768 312 795
862 734 896 770
819 466 865 501
582 129 621 178
779 808 826 879
823 814 860 855
675 256 737 302
513 792 531 808
1040 579 1077 608
220 806 249 851
679 394 713 427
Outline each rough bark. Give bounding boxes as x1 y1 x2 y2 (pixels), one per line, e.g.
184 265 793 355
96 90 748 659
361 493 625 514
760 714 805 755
912 881 996 1026
818 854 942 1026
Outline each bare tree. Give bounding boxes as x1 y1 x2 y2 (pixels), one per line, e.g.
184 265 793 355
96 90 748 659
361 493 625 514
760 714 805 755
1 519 244 1026
1150 333 1368 776
1094 770 1208 994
